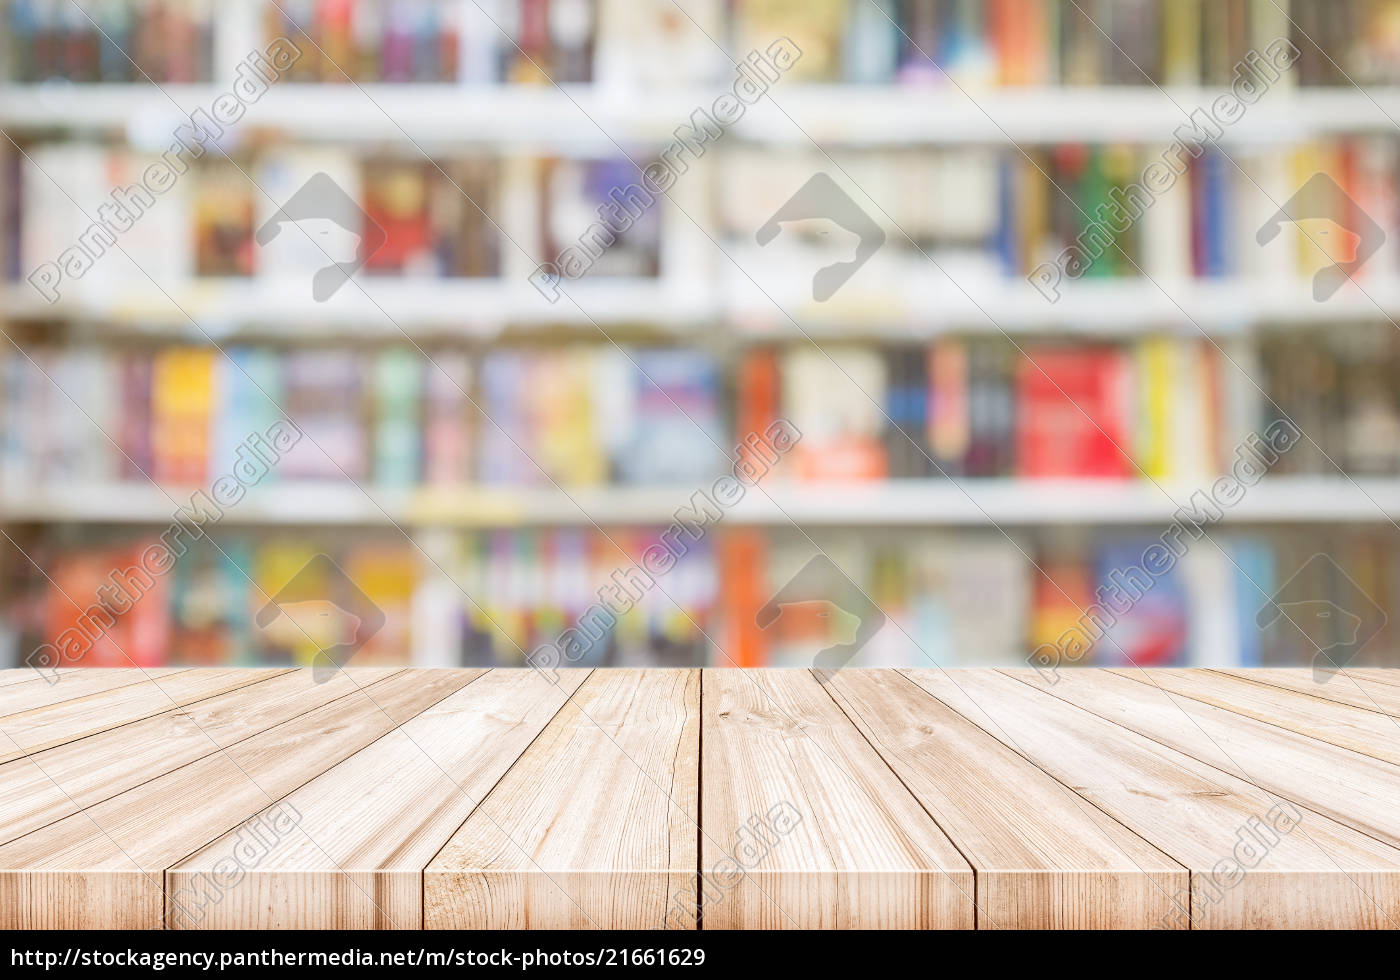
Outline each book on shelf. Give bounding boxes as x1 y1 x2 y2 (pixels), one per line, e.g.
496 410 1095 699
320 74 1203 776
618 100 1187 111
0 342 729 490
6 330 1398 493
262 0 597 85
3 0 215 84
720 137 1400 293
10 0 1400 88
734 334 1256 483
13 524 1394 670
12 137 1400 304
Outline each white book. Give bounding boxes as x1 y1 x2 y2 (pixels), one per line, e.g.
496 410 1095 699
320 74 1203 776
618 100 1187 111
1180 543 1241 667
1237 147 1295 282
943 534 1030 666
781 345 887 447
1140 143 1193 282
253 146 364 298
412 529 465 668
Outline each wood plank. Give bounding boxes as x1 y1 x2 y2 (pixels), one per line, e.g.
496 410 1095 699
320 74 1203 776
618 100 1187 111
0 668 282 763
1114 669 1400 767
699 669 973 929
954 669 1400 928
0 668 190 715
425 669 698 930
0 668 401 847
822 669 1185 929
1016 668 1400 852
1340 669 1400 688
0 668 81 689
1216 668 1400 718
169 668 588 929
0 669 479 929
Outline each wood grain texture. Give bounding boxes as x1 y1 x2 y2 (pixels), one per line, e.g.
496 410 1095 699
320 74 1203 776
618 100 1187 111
980 669 1400 928
170 668 587 929
1344 669 1400 688
0 669 477 929
700 669 973 929
2 667 1398 930
0 668 400 847
425 669 698 930
1115 668 1400 766
0 667 191 717
824 669 1185 929
1216 668 1400 717
0 668 82 690
0 668 283 764
1021 668 1400 852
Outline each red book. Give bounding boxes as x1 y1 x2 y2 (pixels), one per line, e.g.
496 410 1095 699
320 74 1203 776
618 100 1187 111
119 541 170 668
46 549 127 668
362 161 433 271
1016 347 1132 478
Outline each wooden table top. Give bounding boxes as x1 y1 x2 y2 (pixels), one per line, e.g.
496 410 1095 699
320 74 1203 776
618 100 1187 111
0 666 1397 930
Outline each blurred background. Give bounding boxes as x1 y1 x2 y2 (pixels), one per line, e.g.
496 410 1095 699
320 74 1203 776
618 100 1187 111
1 0 1399 672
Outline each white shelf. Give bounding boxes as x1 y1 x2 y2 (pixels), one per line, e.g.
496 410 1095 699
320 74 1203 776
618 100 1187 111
0 278 710 333
10 276 1399 334
5 85 1400 145
6 478 1400 527
727 278 1400 337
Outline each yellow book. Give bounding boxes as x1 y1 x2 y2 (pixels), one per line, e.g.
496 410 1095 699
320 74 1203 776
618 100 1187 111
1291 142 1335 282
733 0 846 81
1136 337 1172 481
252 542 324 667
151 347 215 483
1161 0 1201 86
1018 149 1049 274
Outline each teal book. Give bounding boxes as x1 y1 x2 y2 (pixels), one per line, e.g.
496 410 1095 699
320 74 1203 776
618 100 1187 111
373 347 423 487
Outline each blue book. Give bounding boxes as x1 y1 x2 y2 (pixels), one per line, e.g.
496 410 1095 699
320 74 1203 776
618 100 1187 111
1231 539 1275 667
1094 539 1190 666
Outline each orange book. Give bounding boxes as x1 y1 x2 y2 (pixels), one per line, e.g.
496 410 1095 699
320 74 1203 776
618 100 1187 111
344 545 416 666
718 531 768 667
117 540 170 668
735 349 782 485
993 0 1029 86
1029 557 1095 666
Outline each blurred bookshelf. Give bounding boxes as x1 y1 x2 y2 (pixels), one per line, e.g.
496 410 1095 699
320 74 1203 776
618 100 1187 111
3 0 1400 673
